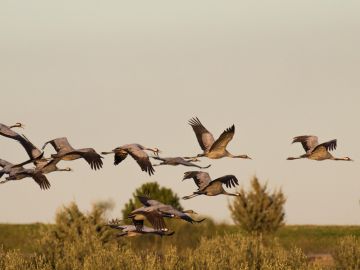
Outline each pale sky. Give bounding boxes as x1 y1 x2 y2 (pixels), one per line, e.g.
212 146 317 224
1 1 359 224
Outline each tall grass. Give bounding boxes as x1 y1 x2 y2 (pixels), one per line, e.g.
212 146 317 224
1 201 359 269
0 234 327 270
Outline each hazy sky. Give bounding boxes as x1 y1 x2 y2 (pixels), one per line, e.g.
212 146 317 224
1 1 359 224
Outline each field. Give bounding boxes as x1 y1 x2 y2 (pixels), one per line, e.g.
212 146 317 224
1 222 359 269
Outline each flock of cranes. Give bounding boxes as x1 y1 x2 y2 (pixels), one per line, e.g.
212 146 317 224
0 117 353 237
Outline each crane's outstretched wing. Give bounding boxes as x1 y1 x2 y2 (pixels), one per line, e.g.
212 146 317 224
188 117 215 152
131 218 144 231
42 137 75 152
32 173 51 190
67 149 103 170
137 195 162 207
212 175 239 188
292 135 319 153
209 125 235 153
112 148 128 165
0 124 21 139
313 139 337 152
183 171 211 190
0 124 42 161
126 147 155 176
129 208 167 231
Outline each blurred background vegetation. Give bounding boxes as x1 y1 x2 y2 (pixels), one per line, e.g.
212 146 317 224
0 177 359 269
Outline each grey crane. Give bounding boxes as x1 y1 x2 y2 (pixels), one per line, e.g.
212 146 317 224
137 195 206 224
42 137 103 170
0 123 71 173
0 123 43 163
11 135 72 174
187 117 251 160
182 171 240 200
287 135 353 161
151 156 211 169
128 205 168 231
0 158 51 190
107 218 174 237
101 144 160 176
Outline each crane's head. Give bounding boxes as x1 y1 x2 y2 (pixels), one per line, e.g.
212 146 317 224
343 157 354 161
65 167 73 172
10 122 25 129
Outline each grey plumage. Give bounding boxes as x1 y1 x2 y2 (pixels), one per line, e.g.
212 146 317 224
42 137 103 170
151 156 211 169
0 123 43 163
0 158 51 190
137 195 206 224
102 144 159 175
288 135 352 161
107 218 174 237
182 171 240 200
187 117 251 160
128 205 168 231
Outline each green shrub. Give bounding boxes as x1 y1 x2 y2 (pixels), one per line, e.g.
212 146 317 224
229 176 286 234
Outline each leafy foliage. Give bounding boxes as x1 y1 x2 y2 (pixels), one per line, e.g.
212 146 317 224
121 182 183 220
38 200 117 269
229 176 286 234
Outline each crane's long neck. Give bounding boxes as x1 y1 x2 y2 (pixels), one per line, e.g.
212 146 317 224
226 152 251 159
331 157 353 161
